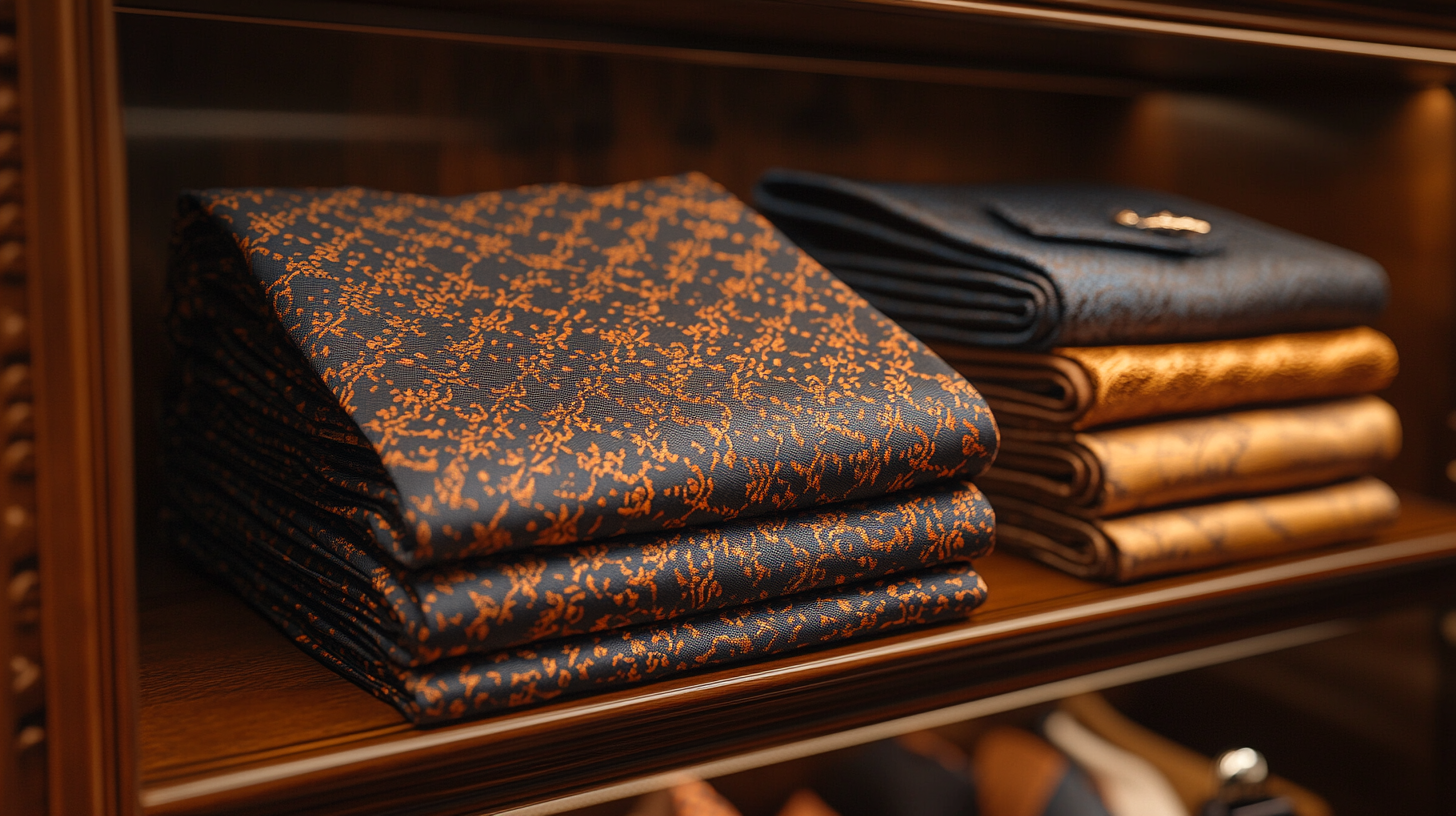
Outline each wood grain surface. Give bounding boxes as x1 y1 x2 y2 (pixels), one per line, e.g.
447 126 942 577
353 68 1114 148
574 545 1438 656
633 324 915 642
136 494 1456 816
19 0 137 814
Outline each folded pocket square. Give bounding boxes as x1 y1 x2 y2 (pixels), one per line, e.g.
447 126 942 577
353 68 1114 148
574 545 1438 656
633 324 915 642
754 170 1388 350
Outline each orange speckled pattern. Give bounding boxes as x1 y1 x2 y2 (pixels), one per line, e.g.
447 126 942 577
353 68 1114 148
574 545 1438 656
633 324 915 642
172 173 998 566
164 174 998 724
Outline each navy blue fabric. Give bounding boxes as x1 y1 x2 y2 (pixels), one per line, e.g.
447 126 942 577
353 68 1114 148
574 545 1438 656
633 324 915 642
1043 768 1115 816
753 169 1388 350
813 739 980 816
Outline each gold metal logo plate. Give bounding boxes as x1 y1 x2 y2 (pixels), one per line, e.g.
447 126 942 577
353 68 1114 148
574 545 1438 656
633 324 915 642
1114 209 1211 234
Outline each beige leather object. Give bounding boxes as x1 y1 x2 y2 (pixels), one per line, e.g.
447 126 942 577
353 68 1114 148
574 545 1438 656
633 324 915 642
1059 693 1331 816
933 326 1397 430
777 789 842 816
664 780 744 816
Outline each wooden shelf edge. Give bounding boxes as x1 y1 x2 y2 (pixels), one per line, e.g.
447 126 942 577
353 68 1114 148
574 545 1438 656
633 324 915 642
112 0 1456 71
135 497 1456 816
492 619 1358 816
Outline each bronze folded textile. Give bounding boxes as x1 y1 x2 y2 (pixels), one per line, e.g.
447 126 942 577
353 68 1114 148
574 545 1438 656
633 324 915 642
995 477 1400 581
980 396 1400 516
930 327 1397 430
168 173 998 566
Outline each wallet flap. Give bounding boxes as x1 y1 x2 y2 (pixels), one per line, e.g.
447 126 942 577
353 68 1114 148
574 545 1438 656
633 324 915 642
986 186 1227 256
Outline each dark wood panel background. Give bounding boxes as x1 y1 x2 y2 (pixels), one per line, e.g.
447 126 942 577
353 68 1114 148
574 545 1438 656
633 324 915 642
119 13 1456 565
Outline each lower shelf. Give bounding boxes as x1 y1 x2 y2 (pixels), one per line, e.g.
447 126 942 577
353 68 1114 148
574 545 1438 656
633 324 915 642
136 493 1456 816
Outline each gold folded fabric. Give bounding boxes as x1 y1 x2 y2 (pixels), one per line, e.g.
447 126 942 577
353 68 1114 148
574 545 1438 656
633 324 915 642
930 327 1397 430
980 396 1401 516
994 477 1400 581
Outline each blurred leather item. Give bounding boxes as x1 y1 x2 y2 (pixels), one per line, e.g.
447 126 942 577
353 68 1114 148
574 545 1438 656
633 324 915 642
973 726 1113 816
778 789 842 816
930 327 1397 431
995 477 1400 581
754 170 1387 350
811 736 979 816
669 780 744 816
1058 694 1330 816
1041 711 1187 816
981 396 1400 516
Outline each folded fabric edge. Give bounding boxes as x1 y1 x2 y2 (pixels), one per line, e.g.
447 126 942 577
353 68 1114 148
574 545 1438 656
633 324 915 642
992 478 1400 582
982 395 1401 517
170 460 998 666
174 535 988 725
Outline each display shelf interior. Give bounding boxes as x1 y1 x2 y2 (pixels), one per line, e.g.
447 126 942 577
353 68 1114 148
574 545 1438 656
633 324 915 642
136 494 1456 816
112 0 1456 94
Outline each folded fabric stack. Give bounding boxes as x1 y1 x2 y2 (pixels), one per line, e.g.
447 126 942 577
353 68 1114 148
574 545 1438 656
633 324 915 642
164 173 999 725
755 170 1400 581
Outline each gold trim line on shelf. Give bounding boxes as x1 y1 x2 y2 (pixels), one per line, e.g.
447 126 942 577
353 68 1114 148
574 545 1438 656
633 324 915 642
874 0 1456 65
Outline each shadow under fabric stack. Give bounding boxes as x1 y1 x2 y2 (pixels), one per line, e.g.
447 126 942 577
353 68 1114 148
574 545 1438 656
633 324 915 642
754 170 1400 582
163 173 999 726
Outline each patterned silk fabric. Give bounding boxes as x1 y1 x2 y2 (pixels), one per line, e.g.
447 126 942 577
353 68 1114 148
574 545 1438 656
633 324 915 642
176 518 985 723
995 477 1400 581
931 327 1398 431
165 173 999 724
753 171 1388 350
982 397 1400 516
173 174 997 566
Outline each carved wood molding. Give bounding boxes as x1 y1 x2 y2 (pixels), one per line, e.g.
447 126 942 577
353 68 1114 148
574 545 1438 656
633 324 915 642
15 0 135 814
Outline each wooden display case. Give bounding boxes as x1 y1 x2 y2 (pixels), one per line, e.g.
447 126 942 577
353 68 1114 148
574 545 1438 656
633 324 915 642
12 1 1456 814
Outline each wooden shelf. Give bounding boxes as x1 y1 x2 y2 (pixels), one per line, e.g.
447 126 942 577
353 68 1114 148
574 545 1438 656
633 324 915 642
110 0 1456 100
137 493 1456 816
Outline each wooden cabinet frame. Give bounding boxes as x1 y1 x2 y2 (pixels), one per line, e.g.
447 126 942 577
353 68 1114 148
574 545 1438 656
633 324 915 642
19 1 135 813
14 1 1456 814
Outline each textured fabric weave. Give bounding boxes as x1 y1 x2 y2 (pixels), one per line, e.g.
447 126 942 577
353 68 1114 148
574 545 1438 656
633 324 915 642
981 396 1400 516
171 453 993 665
994 477 1400 581
165 173 998 723
931 327 1397 431
172 174 998 566
754 170 1387 350
175 515 986 725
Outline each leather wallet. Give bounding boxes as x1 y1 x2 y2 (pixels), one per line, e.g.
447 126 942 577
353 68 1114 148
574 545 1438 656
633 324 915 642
931 327 1397 430
994 477 1400 581
980 396 1400 516
753 170 1388 350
